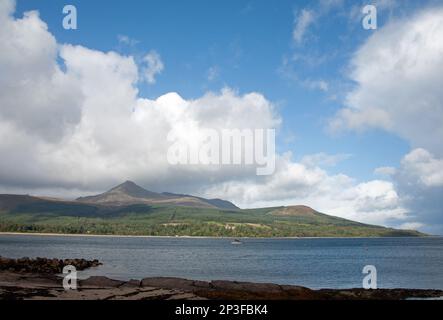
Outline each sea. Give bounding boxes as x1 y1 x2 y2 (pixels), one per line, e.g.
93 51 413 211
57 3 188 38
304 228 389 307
1 234 442 290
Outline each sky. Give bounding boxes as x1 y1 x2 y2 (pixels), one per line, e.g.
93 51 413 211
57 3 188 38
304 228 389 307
1 0 443 234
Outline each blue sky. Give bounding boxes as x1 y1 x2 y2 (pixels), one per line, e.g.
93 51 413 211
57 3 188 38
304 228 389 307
2 0 443 232
14 0 413 180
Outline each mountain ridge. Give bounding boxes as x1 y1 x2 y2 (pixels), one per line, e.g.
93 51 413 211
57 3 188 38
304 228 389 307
0 181 426 237
76 181 239 210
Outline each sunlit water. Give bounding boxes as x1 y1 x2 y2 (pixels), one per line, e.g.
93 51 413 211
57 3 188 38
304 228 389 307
1 235 442 289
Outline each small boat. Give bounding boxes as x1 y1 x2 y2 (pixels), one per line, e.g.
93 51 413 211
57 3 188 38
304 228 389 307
231 239 242 245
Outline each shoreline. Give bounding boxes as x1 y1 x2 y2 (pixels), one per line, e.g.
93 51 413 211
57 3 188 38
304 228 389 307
0 232 438 240
2 257 443 300
1 270 442 300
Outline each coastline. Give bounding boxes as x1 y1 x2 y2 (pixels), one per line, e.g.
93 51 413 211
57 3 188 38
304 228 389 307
1 270 442 300
0 231 436 240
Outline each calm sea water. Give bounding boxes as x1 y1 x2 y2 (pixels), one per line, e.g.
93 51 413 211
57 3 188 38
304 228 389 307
1 235 442 290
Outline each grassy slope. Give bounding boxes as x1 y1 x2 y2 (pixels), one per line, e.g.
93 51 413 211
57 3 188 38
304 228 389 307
0 201 424 237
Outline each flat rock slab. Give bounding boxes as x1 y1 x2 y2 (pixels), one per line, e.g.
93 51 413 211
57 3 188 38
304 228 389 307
1 272 443 300
141 277 210 291
80 276 126 288
0 272 61 289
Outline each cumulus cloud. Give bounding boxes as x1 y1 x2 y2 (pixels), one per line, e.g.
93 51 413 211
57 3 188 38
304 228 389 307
0 3 82 141
141 50 164 84
327 6 443 233
0 1 281 194
391 149 443 234
329 7 443 156
0 0 430 231
204 154 406 226
397 149 443 188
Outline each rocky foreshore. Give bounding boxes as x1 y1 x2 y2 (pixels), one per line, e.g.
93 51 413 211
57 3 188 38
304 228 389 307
1 271 442 300
0 256 102 274
1 256 442 300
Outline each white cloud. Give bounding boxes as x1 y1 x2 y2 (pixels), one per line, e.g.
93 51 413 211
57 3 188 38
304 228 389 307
301 152 351 168
374 166 396 176
117 34 139 47
291 0 344 45
329 7 443 157
398 222 424 231
398 148 443 188
0 0 430 231
204 154 407 226
328 6 443 233
141 50 164 84
0 4 82 141
394 150 443 234
293 9 315 44
370 148 443 233
0 0 281 194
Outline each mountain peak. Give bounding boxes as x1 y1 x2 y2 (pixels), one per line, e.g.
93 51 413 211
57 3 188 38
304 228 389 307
76 181 238 210
113 180 140 190
123 180 137 185
108 181 161 199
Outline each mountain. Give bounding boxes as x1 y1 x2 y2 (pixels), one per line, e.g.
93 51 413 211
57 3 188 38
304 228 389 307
161 192 239 210
76 181 239 210
270 205 320 217
0 181 425 237
0 194 49 212
76 181 168 204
